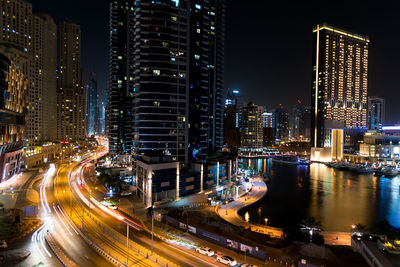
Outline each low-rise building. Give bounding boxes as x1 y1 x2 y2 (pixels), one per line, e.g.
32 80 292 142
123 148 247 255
136 153 238 207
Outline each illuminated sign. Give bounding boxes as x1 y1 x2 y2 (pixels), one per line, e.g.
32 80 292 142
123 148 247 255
171 0 179 7
232 90 239 94
382 126 400 131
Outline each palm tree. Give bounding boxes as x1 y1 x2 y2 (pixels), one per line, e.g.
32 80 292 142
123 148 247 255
300 217 323 243
353 223 367 234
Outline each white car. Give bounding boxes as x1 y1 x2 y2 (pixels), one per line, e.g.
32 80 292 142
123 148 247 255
109 205 118 210
217 255 237 266
0 240 7 249
195 246 214 256
121 191 132 196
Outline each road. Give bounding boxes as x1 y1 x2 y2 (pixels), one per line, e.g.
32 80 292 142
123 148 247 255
56 152 234 267
21 149 274 266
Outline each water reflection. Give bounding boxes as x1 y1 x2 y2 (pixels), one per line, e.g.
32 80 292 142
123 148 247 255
241 158 400 231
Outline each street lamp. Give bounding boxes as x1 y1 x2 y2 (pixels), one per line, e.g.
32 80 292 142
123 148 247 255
264 218 268 226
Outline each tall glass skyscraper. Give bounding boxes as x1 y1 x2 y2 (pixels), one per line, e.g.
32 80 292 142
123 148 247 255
368 96 385 130
108 0 225 165
311 23 369 147
108 0 135 162
86 72 99 136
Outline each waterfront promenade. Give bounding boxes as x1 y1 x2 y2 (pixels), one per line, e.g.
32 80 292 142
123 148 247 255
216 177 284 238
216 177 352 245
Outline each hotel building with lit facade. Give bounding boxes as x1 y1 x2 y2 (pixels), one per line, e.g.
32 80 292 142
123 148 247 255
311 23 369 149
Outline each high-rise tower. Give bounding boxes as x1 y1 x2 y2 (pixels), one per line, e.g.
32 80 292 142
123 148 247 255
311 23 369 147
57 20 85 140
86 72 99 136
31 14 57 144
108 0 226 164
368 96 385 130
0 0 57 145
108 0 135 162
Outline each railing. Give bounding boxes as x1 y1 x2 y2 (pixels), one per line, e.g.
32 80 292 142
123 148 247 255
78 207 176 267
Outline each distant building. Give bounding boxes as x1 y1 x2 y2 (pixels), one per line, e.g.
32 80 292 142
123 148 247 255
274 106 289 141
241 103 263 151
0 53 27 182
262 111 274 146
262 111 273 128
360 130 400 160
368 96 385 130
57 21 85 141
224 89 242 148
224 104 241 148
291 103 311 141
30 14 57 145
86 72 99 136
311 23 369 148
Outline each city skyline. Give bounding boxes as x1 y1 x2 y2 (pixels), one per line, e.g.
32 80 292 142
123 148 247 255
30 0 400 124
0 1 399 267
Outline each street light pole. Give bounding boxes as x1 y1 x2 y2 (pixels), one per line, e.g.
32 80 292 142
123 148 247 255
151 207 154 255
81 204 84 231
126 223 129 266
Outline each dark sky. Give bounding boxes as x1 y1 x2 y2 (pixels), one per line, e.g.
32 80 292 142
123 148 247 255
31 0 400 124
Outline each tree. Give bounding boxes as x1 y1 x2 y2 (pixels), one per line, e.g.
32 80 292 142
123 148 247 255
371 220 399 240
300 217 323 243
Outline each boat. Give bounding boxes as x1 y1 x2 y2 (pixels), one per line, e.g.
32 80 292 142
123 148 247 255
272 155 301 165
353 165 374 174
298 158 311 165
375 167 398 177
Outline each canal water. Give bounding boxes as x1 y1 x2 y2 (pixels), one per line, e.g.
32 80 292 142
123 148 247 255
240 158 400 232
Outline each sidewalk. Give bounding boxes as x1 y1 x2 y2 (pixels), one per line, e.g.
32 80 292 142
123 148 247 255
216 177 284 238
0 171 39 209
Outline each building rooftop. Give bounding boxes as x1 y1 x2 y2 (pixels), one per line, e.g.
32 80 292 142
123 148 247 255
313 23 370 42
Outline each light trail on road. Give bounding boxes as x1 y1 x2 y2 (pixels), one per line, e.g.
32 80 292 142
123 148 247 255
31 164 57 260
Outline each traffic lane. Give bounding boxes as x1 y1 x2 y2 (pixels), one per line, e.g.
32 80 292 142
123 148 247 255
56 165 154 267
50 164 109 267
74 181 223 267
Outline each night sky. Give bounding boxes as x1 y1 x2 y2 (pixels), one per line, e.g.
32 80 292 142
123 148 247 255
31 0 400 123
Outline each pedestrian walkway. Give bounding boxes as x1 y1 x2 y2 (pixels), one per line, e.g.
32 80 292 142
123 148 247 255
0 171 39 209
216 177 284 238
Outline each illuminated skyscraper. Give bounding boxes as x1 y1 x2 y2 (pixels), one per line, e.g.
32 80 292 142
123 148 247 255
368 96 385 130
241 103 263 150
108 0 226 164
86 72 99 136
0 0 57 145
311 23 369 147
57 21 85 140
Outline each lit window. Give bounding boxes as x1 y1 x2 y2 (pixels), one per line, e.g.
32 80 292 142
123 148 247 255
153 69 160 75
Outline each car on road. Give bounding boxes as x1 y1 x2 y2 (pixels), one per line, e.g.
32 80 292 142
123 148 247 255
195 246 214 256
120 191 132 197
109 205 118 210
241 264 257 267
217 255 237 266
0 240 7 249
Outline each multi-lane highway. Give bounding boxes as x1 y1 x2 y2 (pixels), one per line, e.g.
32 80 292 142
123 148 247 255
33 147 266 266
